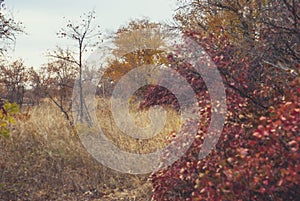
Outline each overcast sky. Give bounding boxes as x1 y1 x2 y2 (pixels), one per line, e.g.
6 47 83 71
6 0 177 68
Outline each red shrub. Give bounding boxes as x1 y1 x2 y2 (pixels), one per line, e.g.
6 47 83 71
144 32 299 200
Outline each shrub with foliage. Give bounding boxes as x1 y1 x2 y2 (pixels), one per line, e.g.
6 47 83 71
0 99 19 138
151 79 299 200
141 31 299 200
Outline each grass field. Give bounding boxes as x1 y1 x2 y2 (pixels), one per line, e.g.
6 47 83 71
0 98 181 200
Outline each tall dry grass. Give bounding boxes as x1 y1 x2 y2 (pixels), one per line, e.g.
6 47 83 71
96 98 181 154
0 98 181 200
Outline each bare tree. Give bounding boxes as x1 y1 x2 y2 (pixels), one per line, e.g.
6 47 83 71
0 0 23 55
56 11 102 122
27 48 77 123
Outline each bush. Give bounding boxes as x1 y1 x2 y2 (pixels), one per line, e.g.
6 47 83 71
151 78 299 200
144 32 299 200
0 99 19 138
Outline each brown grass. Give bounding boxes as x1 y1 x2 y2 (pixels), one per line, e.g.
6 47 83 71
96 97 181 154
0 98 181 200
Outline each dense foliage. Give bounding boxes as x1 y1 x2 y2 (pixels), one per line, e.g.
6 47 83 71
143 0 300 199
149 72 299 200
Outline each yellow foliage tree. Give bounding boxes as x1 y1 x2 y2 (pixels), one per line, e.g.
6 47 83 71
103 19 171 84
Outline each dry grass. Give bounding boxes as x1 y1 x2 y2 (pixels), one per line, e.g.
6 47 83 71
96 97 181 154
0 98 181 200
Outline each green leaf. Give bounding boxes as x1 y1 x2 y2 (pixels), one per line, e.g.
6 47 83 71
0 128 10 138
0 101 19 138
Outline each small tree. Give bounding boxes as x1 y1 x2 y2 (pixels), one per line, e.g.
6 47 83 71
0 59 29 107
26 67 46 106
56 11 102 122
43 48 77 122
101 19 171 98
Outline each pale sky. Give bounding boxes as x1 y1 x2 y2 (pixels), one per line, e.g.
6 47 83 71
6 0 177 68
